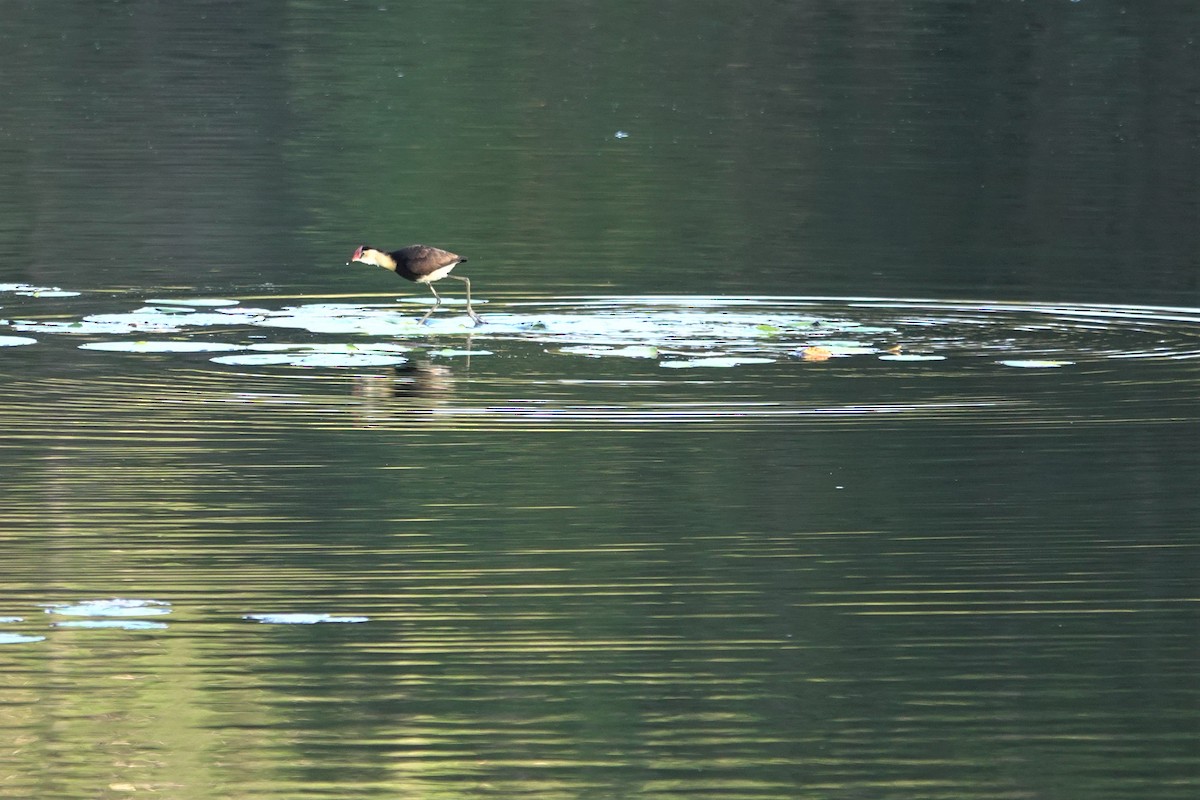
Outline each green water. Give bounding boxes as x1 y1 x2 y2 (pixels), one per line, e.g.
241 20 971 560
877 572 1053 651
1 3 1198 799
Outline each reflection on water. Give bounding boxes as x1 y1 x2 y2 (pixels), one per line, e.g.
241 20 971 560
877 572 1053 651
1 290 1198 798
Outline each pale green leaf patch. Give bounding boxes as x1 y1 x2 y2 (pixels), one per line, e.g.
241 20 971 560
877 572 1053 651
79 340 245 353
997 359 1073 368
879 353 947 362
660 356 775 369
144 298 239 307
52 620 169 630
44 599 171 617
244 613 369 625
555 345 659 359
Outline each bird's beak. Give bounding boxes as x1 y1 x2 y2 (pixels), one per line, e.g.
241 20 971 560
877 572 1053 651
351 246 364 262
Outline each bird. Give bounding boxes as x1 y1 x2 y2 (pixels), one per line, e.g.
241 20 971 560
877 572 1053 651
349 244 482 326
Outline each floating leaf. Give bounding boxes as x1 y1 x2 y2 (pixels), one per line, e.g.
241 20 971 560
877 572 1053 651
659 357 775 369
12 319 178 335
44 598 172 617
0 633 45 644
144 298 239 307
997 359 1072 369
1 283 80 297
243 613 369 625
555 345 658 359
429 349 493 357
52 620 169 630
211 354 302 366
212 352 408 367
797 346 833 362
245 342 409 353
16 289 80 298
289 353 407 367
813 341 877 355
79 341 245 353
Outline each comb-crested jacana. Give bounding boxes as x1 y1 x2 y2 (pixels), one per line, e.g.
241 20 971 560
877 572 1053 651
349 244 482 325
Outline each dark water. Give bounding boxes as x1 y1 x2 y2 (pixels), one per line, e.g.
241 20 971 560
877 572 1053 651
2 3 1199 799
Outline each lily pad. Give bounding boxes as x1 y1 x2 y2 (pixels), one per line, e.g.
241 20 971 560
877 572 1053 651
796 346 833 362
1 283 80 297
10 319 180 335
144 298 239 307
659 357 775 369
813 342 878 355
290 353 408 367
245 342 410 353
0 336 37 347
52 620 169 630
95 310 261 327
79 340 246 353
212 351 408 367
997 359 1073 369
243 613 369 625
44 598 172 617
16 289 80 298
429 349 493 357
555 345 659 359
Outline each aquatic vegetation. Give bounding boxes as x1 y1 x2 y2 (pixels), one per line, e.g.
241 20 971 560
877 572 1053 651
660 356 775 369
213 343 410 368
52 620 170 630
0 615 43 644
555 345 659 359
243 613 369 625
213 352 409 367
0 633 45 644
879 353 947 362
143 298 241 307
0 283 80 298
796 346 833 362
80 340 245 353
3 294 1199 373
44 598 172 617
10 318 181 335
998 360 1073 368
429 348 493 357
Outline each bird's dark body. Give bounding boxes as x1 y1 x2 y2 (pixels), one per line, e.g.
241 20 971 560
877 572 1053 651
387 245 468 283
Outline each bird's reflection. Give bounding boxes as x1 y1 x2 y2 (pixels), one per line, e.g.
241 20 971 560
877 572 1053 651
351 360 456 425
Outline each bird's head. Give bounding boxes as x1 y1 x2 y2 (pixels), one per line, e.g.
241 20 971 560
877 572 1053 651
349 245 398 272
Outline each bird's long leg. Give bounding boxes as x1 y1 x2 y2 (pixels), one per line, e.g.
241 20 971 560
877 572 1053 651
449 274 482 325
419 283 442 325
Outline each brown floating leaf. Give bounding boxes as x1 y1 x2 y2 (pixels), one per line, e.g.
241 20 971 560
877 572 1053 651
799 346 833 362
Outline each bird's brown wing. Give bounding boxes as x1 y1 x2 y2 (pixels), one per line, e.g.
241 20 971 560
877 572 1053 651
393 245 465 278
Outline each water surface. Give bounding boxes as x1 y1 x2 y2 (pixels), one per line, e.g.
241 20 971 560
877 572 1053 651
1 2 1198 799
